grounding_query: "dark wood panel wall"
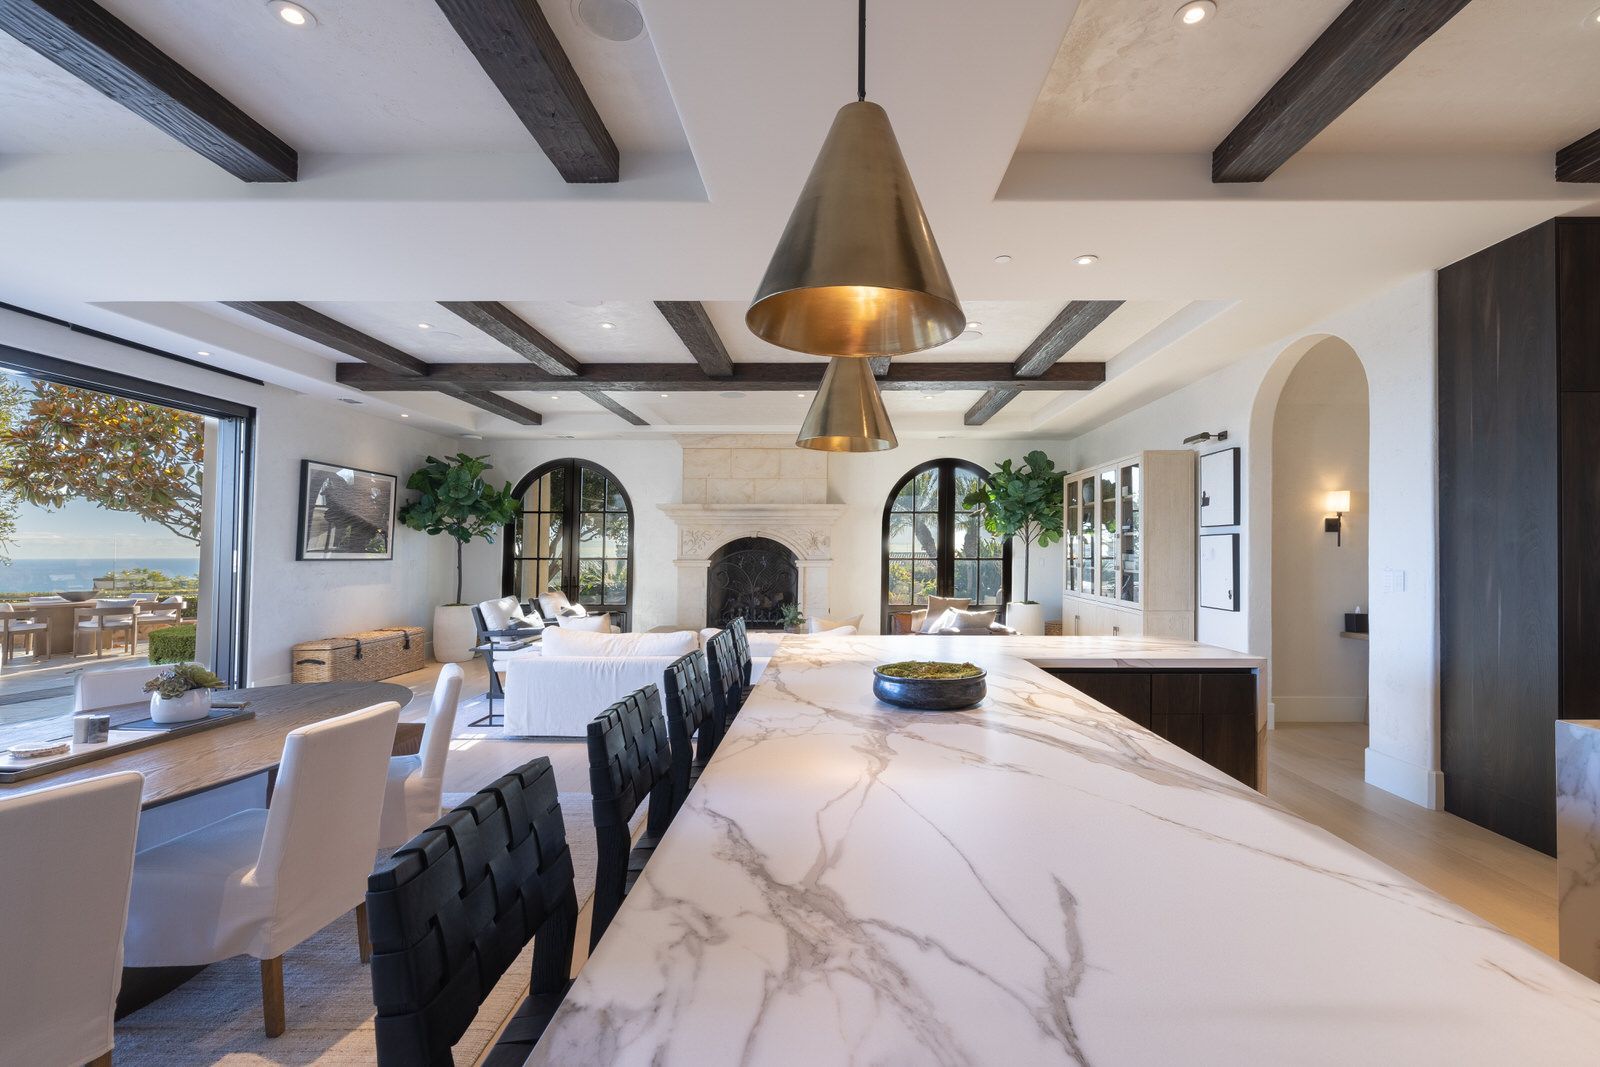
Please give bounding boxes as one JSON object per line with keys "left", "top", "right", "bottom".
{"left": 1437, "top": 218, "right": 1600, "bottom": 855}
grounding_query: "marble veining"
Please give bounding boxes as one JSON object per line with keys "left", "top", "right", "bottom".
{"left": 1559, "top": 720, "right": 1600, "bottom": 981}
{"left": 530, "top": 636, "right": 1600, "bottom": 1065}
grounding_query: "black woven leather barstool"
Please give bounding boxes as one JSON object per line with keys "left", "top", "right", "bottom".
{"left": 706, "top": 628, "right": 745, "bottom": 736}
{"left": 366, "top": 757, "right": 577, "bottom": 1067}
{"left": 728, "top": 617, "right": 757, "bottom": 697}
{"left": 662, "top": 649, "right": 718, "bottom": 810}
{"left": 585, "top": 684, "right": 674, "bottom": 950}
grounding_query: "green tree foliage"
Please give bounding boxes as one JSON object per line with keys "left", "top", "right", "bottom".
{"left": 0, "top": 380, "right": 204, "bottom": 555}
{"left": 962, "top": 450, "right": 1064, "bottom": 603}
{"left": 0, "top": 378, "right": 25, "bottom": 563}
{"left": 397, "top": 453, "right": 518, "bottom": 604}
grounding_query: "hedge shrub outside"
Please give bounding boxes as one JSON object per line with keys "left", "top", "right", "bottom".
{"left": 148, "top": 623, "right": 197, "bottom": 664}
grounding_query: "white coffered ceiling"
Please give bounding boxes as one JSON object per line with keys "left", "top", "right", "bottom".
{"left": 0, "top": 0, "right": 1597, "bottom": 439}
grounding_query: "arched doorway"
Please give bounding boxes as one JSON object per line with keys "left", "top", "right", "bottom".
{"left": 503, "top": 459, "right": 634, "bottom": 626}
{"left": 1268, "top": 337, "right": 1370, "bottom": 732}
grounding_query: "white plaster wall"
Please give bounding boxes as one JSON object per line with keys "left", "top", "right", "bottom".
{"left": 1064, "top": 274, "right": 1441, "bottom": 807}
{"left": 1269, "top": 338, "right": 1369, "bottom": 724}
{"left": 0, "top": 309, "right": 458, "bottom": 686}
{"left": 465, "top": 436, "right": 1074, "bottom": 635}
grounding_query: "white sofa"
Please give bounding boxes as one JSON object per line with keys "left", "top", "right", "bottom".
{"left": 501, "top": 628, "right": 701, "bottom": 737}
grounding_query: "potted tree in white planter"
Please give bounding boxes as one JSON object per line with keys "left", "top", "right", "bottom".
{"left": 963, "top": 450, "right": 1064, "bottom": 636}
{"left": 398, "top": 453, "right": 519, "bottom": 663}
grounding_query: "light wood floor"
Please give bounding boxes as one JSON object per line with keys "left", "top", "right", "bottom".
{"left": 1266, "top": 722, "right": 1556, "bottom": 956}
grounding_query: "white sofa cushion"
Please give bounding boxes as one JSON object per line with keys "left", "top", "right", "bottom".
{"left": 542, "top": 627, "right": 697, "bottom": 659}
{"left": 807, "top": 613, "right": 862, "bottom": 634}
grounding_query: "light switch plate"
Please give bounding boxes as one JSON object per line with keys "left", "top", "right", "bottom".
{"left": 1382, "top": 568, "right": 1406, "bottom": 594}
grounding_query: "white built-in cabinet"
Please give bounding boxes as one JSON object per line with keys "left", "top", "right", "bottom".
{"left": 1062, "top": 450, "right": 1196, "bottom": 639}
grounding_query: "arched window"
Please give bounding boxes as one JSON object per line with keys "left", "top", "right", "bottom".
{"left": 882, "top": 459, "right": 1011, "bottom": 631}
{"left": 504, "top": 460, "right": 633, "bottom": 625}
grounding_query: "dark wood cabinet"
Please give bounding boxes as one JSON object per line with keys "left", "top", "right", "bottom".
{"left": 1048, "top": 669, "right": 1258, "bottom": 788}
{"left": 1438, "top": 218, "right": 1600, "bottom": 856}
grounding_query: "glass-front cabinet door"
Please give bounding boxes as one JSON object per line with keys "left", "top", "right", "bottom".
{"left": 1079, "top": 476, "right": 1096, "bottom": 593}
{"left": 1065, "top": 480, "right": 1079, "bottom": 590}
{"left": 1119, "top": 463, "right": 1141, "bottom": 603}
{"left": 1098, "top": 470, "right": 1117, "bottom": 596}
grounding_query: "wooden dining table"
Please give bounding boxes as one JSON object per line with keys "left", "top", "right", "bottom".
{"left": 0, "top": 681, "right": 417, "bottom": 808}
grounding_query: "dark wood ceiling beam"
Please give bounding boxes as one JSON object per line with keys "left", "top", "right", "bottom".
{"left": 439, "top": 387, "right": 542, "bottom": 426}
{"left": 0, "top": 0, "right": 297, "bottom": 181}
{"left": 1558, "top": 129, "right": 1600, "bottom": 183}
{"left": 441, "top": 301, "right": 581, "bottom": 375}
{"left": 964, "top": 388, "right": 1022, "bottom": 426}
{"left": 1013, "top": 301, "right": 1123, "bottom": 378}
{"left": 1212, "top": 0, "right": 1473, "bottom": 183}
{"left": 223, "top": 302, "right": 427, "bottom": 376}
{"left": 335, "top": 360, "right": 1105, "bottom": 393}
{"left": 434, "top": 0, "right": 617, "bottom": 183}
{"left": 654, "top": 302, "right": 733, "bottom": 377}
{"left": 590, "top": 393, "right": 649, "bottom": 426}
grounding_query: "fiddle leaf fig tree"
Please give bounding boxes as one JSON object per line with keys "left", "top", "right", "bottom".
{"left": 961, "top": 449, "right": 1064, "bottom": 604}
{"left": 397, "top": 453, "right": 518, "bottom": 605}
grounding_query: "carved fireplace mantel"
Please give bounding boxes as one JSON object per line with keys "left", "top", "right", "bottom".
{"left": 659, "top": 504, "right": 847, "bottom": 628}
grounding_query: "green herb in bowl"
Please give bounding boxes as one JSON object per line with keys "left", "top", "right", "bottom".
{"left": 874, "top": 661, "right": 983, "bottom": 680}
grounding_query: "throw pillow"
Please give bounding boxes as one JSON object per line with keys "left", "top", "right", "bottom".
{"left": 813, "top": 624, "right": 857, "bottom": 636}
{"left": 942, "top": 608, "right": 997, "bottom": 634}
{"left": 807, "top": 613, "right": 863, "bottom": 633}
{"left": 920, "top": 596, "right": 971, "bottom": 632}
{"left": 560, "top": 612, "right": 611, "bottom": 633}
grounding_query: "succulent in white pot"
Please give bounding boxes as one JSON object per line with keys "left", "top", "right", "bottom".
{"left": 143, "top": 662, "right": 225, "bottom": 724}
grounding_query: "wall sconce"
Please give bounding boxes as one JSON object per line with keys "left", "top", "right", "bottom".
{"left": 1324, "top": 490, "right": 1351, "bottom": 547}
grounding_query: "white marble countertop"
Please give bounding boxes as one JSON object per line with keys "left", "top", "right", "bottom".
{"left": 530, "top": 635, "right": 1600, "bottom": 1065}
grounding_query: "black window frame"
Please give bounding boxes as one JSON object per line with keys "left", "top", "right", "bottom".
{"left": 881, "top": 458, "right": 1012, "bottom": 631}
{"left": 503, "top": 459, "right": 634, "bottom": 625}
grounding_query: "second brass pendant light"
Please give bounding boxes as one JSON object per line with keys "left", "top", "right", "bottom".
{"left": 748, "top": 0, "right": 964, "bottom": 452}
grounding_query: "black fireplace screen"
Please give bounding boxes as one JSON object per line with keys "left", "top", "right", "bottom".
{"left": 706, "top": 537, "right": 798, "bottom": 631}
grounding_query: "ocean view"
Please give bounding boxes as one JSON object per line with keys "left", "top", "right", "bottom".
{"left": 0, "top": 556, "right": 200, "bottom": 594}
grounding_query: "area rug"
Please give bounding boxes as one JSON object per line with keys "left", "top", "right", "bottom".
{"left": 112, "top": 794, "right": 598, "bottom": 1066}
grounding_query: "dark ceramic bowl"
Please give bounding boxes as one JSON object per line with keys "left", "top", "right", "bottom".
{"left": 872, "top": 666, "right": 987, "bottom": 711}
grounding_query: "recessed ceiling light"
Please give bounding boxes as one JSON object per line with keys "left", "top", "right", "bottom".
{"left": 416, "top": 322, "right": 432, "bottom": 330}
{"left": 269, "top": 1, "right": 316, "bottom": 27}
{"left": 994, "top": 254, "right": 1012, "bottom": 264}
{"left": 922, "top": 394, "right": 936, "bottom": 401}
{"left": 1590, "top": 5, "right": 1600, "bottom": 25}
{"left": 462, "top": 433, "right": 484, "bottom": 441}
{"left": 196, "top": 350, "right": 211, "bottom": 357}
{"left": 660, "top": 393, "right": 669, "bottom": 398}
{"left": 400, "top": 413, "right": 410, "bottom": 418}
{"left": 796, "top": 393, "right": 805, "bottom": 398}
{"left": 550, "top": 395, "right": 560, "bottom": 400}
{"left": 1175, "top": 1, "right": 1215, "bottom": 25}
{"left": 599, "top": 321, "right": 617, "bottom": 329}
{"left": 1075, "top": 254, "right": 1099, "bottom": 266}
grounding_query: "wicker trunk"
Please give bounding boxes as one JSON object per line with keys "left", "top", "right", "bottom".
{"left": 290, "top": 627, "right": 426, "bottom": 684}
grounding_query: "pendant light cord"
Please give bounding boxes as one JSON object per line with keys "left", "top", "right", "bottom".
{"left": 857, "top": 0, "right": 866, "bottom": 101}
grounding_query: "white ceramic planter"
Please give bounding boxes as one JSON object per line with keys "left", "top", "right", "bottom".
{"left": 433, "top": 604, "right": 477, "bottom": 663}
{"left": 150, "top": 688, "right": 211, "bottom": 724}
{"left": 1007, "top": 602, "right": 1046, "bottom": 636}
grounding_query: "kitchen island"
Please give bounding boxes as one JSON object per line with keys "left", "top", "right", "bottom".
{"left": 530, "top": 634, "right": 1600, "bottom": 1064}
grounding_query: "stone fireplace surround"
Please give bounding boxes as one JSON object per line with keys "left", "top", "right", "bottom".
{"left": 660, "top": 435, "right": 844, "bottom": 629}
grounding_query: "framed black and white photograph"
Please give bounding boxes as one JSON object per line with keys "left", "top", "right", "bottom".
{"left": 297, "top": 460, "right": 397, "bottom": 561}
{"left": 1200, "top": 533, "right": 1240, "bottom": 611}
{"left": 1199, "top": 447, "right": 1240, "bottom": 527}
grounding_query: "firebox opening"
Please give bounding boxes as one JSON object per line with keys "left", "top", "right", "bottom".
{"left": 707, "top": 536, "right": 799, "bottom": 631}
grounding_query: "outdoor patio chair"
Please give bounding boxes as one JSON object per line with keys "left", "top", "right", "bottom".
{"left": 74, "top": 602, "right": 136, "bottom": 658}
{"left": 0, "top": 603, "right": 50, "bottom": 665}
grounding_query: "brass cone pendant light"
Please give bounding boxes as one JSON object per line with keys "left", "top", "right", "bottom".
{"left": 796, "top": 356, "right": 898, "bottom": 452}
{"left": 747, "top": 1, "right": 962, "bottom": 359}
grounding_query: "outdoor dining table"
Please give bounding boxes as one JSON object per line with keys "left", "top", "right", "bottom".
{"left": 0, "top": 681, "right": 417, "bottom": 807}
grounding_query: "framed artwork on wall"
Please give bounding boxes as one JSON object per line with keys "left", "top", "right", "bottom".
{"left": 297, "top": 460, "right": 397, "bottom": 561}
{"left": 1199, "top": 447, "right": 1240, "bottom": 527}
{"left": 1200, "top": 533, "right": 1239, "bottom": 612}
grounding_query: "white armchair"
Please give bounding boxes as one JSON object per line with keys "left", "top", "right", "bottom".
{"left": 0, "top": 771, "right": 143, "bottom": 1067}
{"left": 501, "top": 628, "right": 699, "bottom": 737}
{"left": 124, "top": 701, "right": 401, "bottom": 1037}
{"left": 378, "top": 664, "right": 462, "bottom": 848}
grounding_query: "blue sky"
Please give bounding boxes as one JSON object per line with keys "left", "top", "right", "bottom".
{"left": 7, "top": 498, "right": 197, "bottom": 560}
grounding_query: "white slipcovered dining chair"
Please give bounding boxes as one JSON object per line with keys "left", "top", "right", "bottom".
{"left": 377, "top": 664, "right": 463, "bottom": 848}
{"left": 75, "top": 662, "right": 172, "bottom": 713}
{"left": 0, "top": 771, "right": 143, "bottom": 1067}
{"left": 0, "top": 602, "right": 50, "bottom": 664}
{"left": 123, "top": 701, "right": 401, "bottom": 1037}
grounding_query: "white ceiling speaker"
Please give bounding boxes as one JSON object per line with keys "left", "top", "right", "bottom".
{"left": 573, "top": 0, "right": 644, "bottom": 42}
